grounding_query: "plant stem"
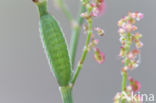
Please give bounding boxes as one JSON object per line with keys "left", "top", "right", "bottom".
{"left": 121, "top": 72, "right": 127, "bottom": 91}
{"left": 121, "top": 71, "right": 127, "bottom": 103}
{"left": 121, "top": 58, "right": 128, "bottom": 103}
{"left": 70, "top": 4, "right": 85, "bottom": 69}
{"left": 59, "top": 86, "right": 74, "bottom": 103}
{"left": 121, "top": 33, "right": 131, "bottom": 103}
{"left": 71, "top": 18, "right": 92, "bottom": 85}
{"left": 57, "top": 0, "right": 73, "bottom": 21}
{"left": 57, "top": 0, "right": 85, "bottom": 68}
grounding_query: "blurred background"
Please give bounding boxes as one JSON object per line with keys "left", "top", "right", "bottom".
{"left": 0, "top": 0, "right": 156, "bottom": 103}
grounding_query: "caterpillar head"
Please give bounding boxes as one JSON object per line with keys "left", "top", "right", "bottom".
{"left": 32, "top": 0, "right": 46, "bottom": 3}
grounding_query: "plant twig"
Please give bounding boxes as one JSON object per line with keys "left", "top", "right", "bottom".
{"left": 59, "top": 86, "right": 74, "bottom": 103}
{"left": 70, "top": 4, "right": 85, "bottom": 68}
{"left": 71, "top": 18, "right": 92, "bottom": 85}
{"left": 57, "top": 0, "right": 73, "bottom": 21}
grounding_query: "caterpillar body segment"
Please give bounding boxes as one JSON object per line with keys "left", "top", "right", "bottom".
{"left": 33, "top": 0, "right": 72, "bottom": 86}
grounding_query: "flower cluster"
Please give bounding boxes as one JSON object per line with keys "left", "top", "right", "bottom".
{"left": 81, "top": 0, "right": 105, "bottom": 64}
{"left": 81, "top": 0, "right": 105, "bottom": 18}
{"left": 114, "top": 76, "right": 141, "bottom": 103}
{"left": 114, "top": 86, "right": 142, "bottom": 103}
{"left": 118, "top": 12, "right": 144, "bottom": 71}
{"left": 114, "top": 12, "right": 144, "bottom": 103}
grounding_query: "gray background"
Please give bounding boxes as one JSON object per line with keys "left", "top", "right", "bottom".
{"left": 0, "top": 0, "right": 155, "bottom": 103}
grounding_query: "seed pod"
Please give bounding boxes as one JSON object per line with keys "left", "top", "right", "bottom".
{"left": 33, "top": 0, "right": 72, "bottom": 86}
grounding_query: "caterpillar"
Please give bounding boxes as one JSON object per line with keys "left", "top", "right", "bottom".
{"left": 33, "top": 0, "right": 72, "bottom": 86}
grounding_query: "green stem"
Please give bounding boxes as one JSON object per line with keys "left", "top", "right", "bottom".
{"left": 59, "top": 86, "right": 74, "bottom": 103}
{"left": 70, "top": 5, "right": 85, "bottom": 69}
{"left": 121, "top": 71, "right": 127, "bottom": 103}
{"left": 121, "top": 72, "right": 127, "bottom": 91}
{"left": 57, "top": 0, "right": 73, "bottom": 21}
{"left": 121, "top": 33, "right": 131, "bottom": 103}
{"left": 71, "top": 18, "right": 92, "bottom": 85}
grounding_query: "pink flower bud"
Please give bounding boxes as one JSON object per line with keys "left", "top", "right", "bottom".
{"left": 136, "top": 41, "right": 143, "bottom": 48}
{"left": 118, "top": 28, "right": 125, "bottom": 34}
{"left": 118, "top": 20, "right": 124, "bottom": 27}
{"left": 135, "top": 33, "right": 142, "bottom": 39}
{"left": 136, "top": 13, "right": 144, "bottom": 21}
{"left": 132, "top": 49, "right": 140, "bottom": 56}
{"left": 119, "top": 47, "right": 125, "bottom": 57}
{"left": 95, "top": 27, "right": 104, "bottom": 36}
{"left": 129, "top": 12, "right": 137, "bottom": 19}
{"left": 128, "top": 52, "right": 134, "bottom": 59}
{"left": 128, "top": 77, "right": 141, "bottom": 92}
{"left": 128, "top": 49, "right": 140, "bottom": 60}
{"left": 92, "top": 0, "right": 105, "bottom": 17}
{"left": 94, "top": 48, "right": 105, "bottom": 64}
{"left": 81, "top": 12, "right": 90, "bottom": 19}
{"left": 121, "top": 66, "right": 128, "bottom": 72}
{"left": 93, "top": 39, "right": 99, "bottom": 44}
{"left": 114, "top": 92, "right": 122, "bottom": 103}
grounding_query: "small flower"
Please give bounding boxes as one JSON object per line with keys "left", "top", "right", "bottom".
{"left": 83, "top": 24, "right": 88, "bottom": 32}
{"left": 95, "top": 27, "right": 104, "bottom": 36}
{"left": 94, "top": 48, "right": 105, "bottom": 64}
{"left": 114, "top": 92, "right": 122, "bottom": 103}
{"left": 123, "top": 24, "right": 138, "bottom": 32}
{"left": 136, "top": 13, "right": 144, "bottom": 21}
{"left": 128, "top": 77, "right": 141, "bottom": 92}
{"left": 118, "top": 20, "right": 124, "bottom": 27}
{"left": 121, "top": 66, "right": 128, "bottom": 72}
{"left": 132, "top": 49, "right": 140, "bottom": 56}
{"left": 128, "top": 49, "right": 140, "bottom": 60}
{"left": 119, "top": 36, "right": 126, "bottom": 45}
{"left": 135, "top": 33, "right": 142, "bottom": 40}
{"left": 92, "top": 7, "right": 99, "bottom": 17}
{"left": 129, "top": 12, "right": 137, "bottom": 19}
{"left": 81, "top": 12, "right": 90, "bottom": 19}
{"left": 91, "top": 0, "right": 105, "bottom": 17}
{"left": 128, "top": 60, "right": 137, "bottom": 69}
{"left": 134, "top": 94, "right": 142, "bottom": 103}
{"left": 136, "top": 41, "right": 143, "bottom": 48}
{"left": 118, "top": 28, "right": 125, "bottom": 34}
{"left": 129, "top": 12, "right": 144, "bottom": 21}
{"left": 88, "top": 38, "right": 99, "bottom": 51}
{"left": 128, "top": 52, "right": 134, "bottom": 59}
{"left": 93, "top": 39, "right": 99, "bottom": 44}
{"left": 119, "top": 47, "right": 126, "bottom": 57}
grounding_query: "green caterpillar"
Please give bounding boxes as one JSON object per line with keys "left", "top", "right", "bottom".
{"left": 33, "top": 0, "right": 72, "bottom": 86}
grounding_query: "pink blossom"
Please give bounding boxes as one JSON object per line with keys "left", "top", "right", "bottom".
{"left": 128, "top": 77, "right": 141, "bottom": 92}
{"left": 129, "top": 12, "right": 137, "bottom": 19}
{"left": 128, "top": 52, "right": 134, "bottom": 59}
{"left": 94, "top": 48, "right": 105, "bottom": 64}
{"left": 136, "top": 13, "right": 144, "bottom": 21}
{"left": 118, "top": 28, "right": 125, "bottom": 34}
{"left": 128, "top": 49, "right": 140, "bottom": 60}
{"left": 135, "top": 33, "right": 142, "bottom": 39}
{"left": 122, "top": 23, "right": 138, "bottom": 32}
{"left": 93, "top": 39, "right": 99, "bottom": 44}
{"left": 121, "top": 66, "right": 128, "bottom": 72}
{"left": 136, "top": 41, "right": 143, "bottom": 48}
{"left": 132, "top": 49, "right": 140, "bottom": 56}
{"left": 114, "top": 92, "right": 122, "bottom": 103}
{"left": 80, "top": 12, "right": 90, "bottom": 19}
{"left": 95, "top": 27, "right": 104, "bottom": 36}
{"left": 92, "top": 0, "right": 105, "bottom": 17}
{"left": 119, "top": 47, "right": 125, "bottom": 57}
